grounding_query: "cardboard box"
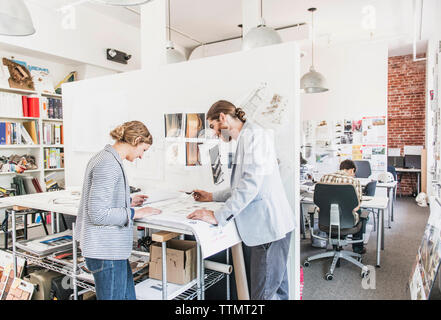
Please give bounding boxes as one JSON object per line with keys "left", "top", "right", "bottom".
{"left": 149, "top": 240, "right": 197, "bottom": 285}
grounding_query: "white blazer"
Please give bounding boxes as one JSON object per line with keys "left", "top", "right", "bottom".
{"left": 213, "top": 121, "right": 295, "bottom": 246}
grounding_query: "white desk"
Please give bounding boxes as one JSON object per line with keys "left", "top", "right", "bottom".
{"left": 300, "top": 194, "right": 388, "bottom": 267}
{"left": 1, "top": 191, "right": 247, "bottom": 301}
{"left": 395, "top": 168, "right": 422, "bottom": 195}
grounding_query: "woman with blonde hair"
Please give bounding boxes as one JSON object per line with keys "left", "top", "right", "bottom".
{"left": 76, "top": 120, "right": 161, "bottom": 300}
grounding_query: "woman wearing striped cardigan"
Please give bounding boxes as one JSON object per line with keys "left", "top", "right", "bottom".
{"left": 76, "top": 121, "right": 161, "bottom": 300}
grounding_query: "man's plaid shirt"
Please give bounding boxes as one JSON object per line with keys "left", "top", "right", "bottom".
{"left": 319, "top": 170, "right": 362, "bottom": 224}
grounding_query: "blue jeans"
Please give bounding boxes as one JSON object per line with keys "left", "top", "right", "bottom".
{"left": 85, "top": 258, "right": 136, "bottom": 300}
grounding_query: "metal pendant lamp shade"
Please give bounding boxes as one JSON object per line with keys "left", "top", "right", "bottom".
{"left": 91, "top": 0, "right": 153, "bottom": 6}
{"left": 0, "top": 0, "right": 35, "bottom": 36}
{"left": 165, "top": 0, "right": 186, "bottom": 64}
{"left": 301, "top": 8, "right": 328, "bottom": 94}
{"left": 166, "top": 41, "right": 186, "bottom": 64}
{"left": 242, "top": 0, "right": 282, "bottom": 51}
{"left": 301, "top": 66, "right": 328, "bottom": 93}
{"left": 242, "top": 19, "right": 282, "bottom": 51}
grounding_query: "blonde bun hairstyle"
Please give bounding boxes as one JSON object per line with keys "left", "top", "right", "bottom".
{"left": 110, "top": 121, "right": 153, "bottom": 146}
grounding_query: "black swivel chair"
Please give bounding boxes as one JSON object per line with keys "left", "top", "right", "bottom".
{"left": 304, "top": 183, "right": 370, "bottom": 280}
{"left": 354, "top": 160, "right": 372, "bottom": 178}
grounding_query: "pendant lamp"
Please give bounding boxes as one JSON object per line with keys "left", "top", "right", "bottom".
{"left": 165, "top": 0, "right": 186, "bottom": 64}
{"left": 91, "top": 0, "right": 153, "bottom": 6}
{"left": 242, "top": 0, "right": 282, "bottom": 51}
{"left": 300, "top": 8, "right": 328, "bottom": 94}
{"left": 0, "top": 0, "right": 35, "bottom": 36}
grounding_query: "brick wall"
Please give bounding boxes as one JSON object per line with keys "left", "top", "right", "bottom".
{"left": 388, "top": 54, "right": 426, "bottom": 196}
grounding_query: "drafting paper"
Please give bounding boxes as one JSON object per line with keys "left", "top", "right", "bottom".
{"left": 137, "top": 195, "right": 241, "bottom": 259}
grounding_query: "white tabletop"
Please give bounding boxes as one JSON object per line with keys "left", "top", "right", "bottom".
{"left": 0, "top": 190, "right": 80, "bottom": 216}
{"left": 395, "top": 168, "right": 421, "bottom": 173}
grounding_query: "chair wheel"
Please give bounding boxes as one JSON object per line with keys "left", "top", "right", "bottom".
{"left": 325, "top": 273, "right": 333, "bottom": 281}
{"left": 357, "top": 257, "right": 363, "bottom": 263}
{"left": 361, "top": 270, "right": 370, "bottom": 279}
{"left": 303, "top": 260, "right": 310, "bottom": 267}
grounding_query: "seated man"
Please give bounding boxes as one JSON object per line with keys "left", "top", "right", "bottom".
{"left": 320, "top": 159, "right": 367, "bottom": 254}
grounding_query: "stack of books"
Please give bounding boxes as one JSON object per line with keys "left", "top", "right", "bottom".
{"left": 44, "top": 147, "right": 64, "bottom": 169}
{"left": 42, "top": 123, "right": 63, "bottom": 145}
{"left": 0, "top": 93, "right": 39, "bottom": 118}
{"left": 0, "top": 120, "right": 38, "bottom": 145}
{"left": 41, "top": 97, "right": 63, "bottom": 119}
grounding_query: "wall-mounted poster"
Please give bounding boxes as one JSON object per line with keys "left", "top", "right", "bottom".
{"left": 164, "top": 113, "right": 183, "bottom": 138}
{"left": 362, "top": 116, "right": 387, "bottom": 144}
{"left": 185, "top": 113, "right": 205, "bottom": 138}
{"left": 186, "top": 142, "right": 201, "bottom": 166}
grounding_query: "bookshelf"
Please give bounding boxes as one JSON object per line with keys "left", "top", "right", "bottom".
{"left": 0, "top": 87, "right": 65, "bottom": 193}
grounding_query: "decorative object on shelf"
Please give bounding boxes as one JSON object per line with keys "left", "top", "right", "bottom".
{"left": 300, "top": 8, "right": 329, "bottom": 94}
{"left": 30, "top": 67, "right": 55, "bottom": 94}
{"left": 0, "top": 154, "right": 37, "bottom": 173}
{"left": 54, "top": 71, "right": 77, "bottom": 95}
{"left": 2, "top": 58, "right": 35, "bottom": 91}
{"left": 242, "top": 0, "right": 282, "bottom": 51}
{"left": 166, "top": 0, "right": 186, "bottom": 64}
{"left": 106, "top": 48, "right": 132, "bottom": 65}
{"left": 91, "top": 0, "right": 153, "bottom": 6}
{"left": 0, "top": 0, "right": 35, "bottom": 36}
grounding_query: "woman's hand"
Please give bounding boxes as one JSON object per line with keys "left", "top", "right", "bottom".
{"left": 134, "top": 207, "right": 161, "bottom": 220}
{"left": 192, "top": 190, "right": 213, "bottom": 202}
{"left": 131, "top": 194, "right": 148, "bottom": 207}
{"left": 187, "top": 209, "right": 218, "bottom": 225}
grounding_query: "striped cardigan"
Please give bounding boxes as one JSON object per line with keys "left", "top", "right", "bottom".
{"left": 75, "top": 145, "right": 134, "bottom": 260}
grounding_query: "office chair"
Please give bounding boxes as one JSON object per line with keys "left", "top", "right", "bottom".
{"left": 387, "top": 165, "right": 400, "bottom": 198}
{"left": 363, "top": 180, "right": 377, "bottom": 232}
{"left": 354, "top": 160, "right": 372, "bottom": 178}
{"left": 303, "top": 183, "right": 370, "bottom": 280}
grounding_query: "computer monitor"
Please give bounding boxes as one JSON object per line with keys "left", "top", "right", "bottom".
{"left": 388, "top": 156, "right": 404, "bottom": 168}
{"left": 404, "top": 155, "right": 421, "bottom": 169}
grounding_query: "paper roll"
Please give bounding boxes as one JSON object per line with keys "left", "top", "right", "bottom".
{"left": 232, "top": 243, "right": 250, "bottom": 300}
{"left": 204, "top": 260, "right": 233, "bottom": 275}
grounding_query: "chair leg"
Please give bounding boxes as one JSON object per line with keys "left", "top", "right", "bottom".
{"left": 329, "top": 254, "right": 340, "bottom": 275}
{"left": 306, "top": 251, "right": 335, "bottom": 262}
{"left": 340, "top": 253, "right": 368, "bottom": 271}
{"left": 372, "top": 210, "right": 377, "bottom": 232}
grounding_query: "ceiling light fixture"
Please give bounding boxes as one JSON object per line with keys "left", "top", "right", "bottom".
{"left": 165, "top": 0, "right": 186, "bottom": 64}
{"left": 91, "top": 0, "right": 153, "bottom": 6}
{"left": 242, "top": 0, "right": 282, "bottom": 51}
{"left": 0, "top": 0, "right": 35, "bottom": 36}
{"left": 300, "top": 8, "right": 329, "bottom": 94}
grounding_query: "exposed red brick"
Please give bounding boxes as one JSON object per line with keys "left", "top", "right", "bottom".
{"left": 388, "top": 54, "right": 426, "bottom": 196}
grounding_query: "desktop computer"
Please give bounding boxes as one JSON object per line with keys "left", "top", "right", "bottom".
{"left": 388, "top": 156, "right": 404, "bottom": 168}
{"left": 404, "top": 155, "right": 421, "bottom": 169}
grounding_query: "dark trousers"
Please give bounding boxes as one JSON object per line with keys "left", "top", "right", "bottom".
{"left": 352, "top": 217, "right": 368, "bottom": 253}
{"left": 249, "top": 232, "right": 292, "bottom": 300}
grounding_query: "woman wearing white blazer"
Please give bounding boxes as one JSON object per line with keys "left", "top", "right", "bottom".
{"left": 187, "top": 100, "right": 295, "bottom": 300}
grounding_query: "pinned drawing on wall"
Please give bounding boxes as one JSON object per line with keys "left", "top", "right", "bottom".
{"left": 209, "top": 144, "right": 224, "bottom": 185}
{"left": 237, "top": 82, "right": 289, "bottom": 129}
{"left": 164, "top": 113, "right": 183, "bottom": 138}
{"left": 185, "top": 113, "right": 205, "bottom": 139}
{"left": 186, "top": 142, "right": 201, "bottom": 166}
{"left": 362, "top": 116, "right": 386, "bottom": 144}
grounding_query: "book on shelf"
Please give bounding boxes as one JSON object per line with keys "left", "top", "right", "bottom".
{"left": 0, "top": 91, "right": 23, "bottom": 118}
{"left": 47, "top": 97, "right": 63, "bottom": 120}
{"left": 0, "top": 121, "right": 38, "bottom": 145}
{"left": 43, "top": 123, "right": 63, "bottom": 145}
{"left": 44, "top": 147, "right": 64, "bottom": 169}
{"left": 22, "top": 120, "right": 39, "bottom": 144}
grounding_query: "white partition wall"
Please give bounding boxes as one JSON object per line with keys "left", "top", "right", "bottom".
{"left": 62, "top": 42, "right": 301, "bottom": 299}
